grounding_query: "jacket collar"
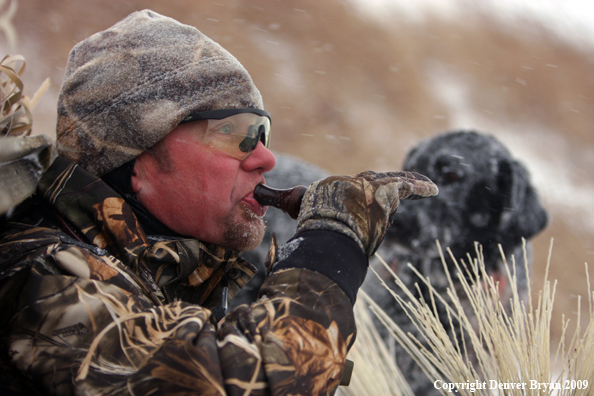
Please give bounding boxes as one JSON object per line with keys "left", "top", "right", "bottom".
{"left": 37, "top": 156, "right": 256, "bottom": 307}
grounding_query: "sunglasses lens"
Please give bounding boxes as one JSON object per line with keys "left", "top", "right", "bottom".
{"left": 204, "top": 113, "right": 270, "bottom": 160}
{"left": 239, "top": 125, "right": 260, "bottom": 153}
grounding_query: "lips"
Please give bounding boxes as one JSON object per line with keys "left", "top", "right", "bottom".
{"left": 242, "top": 192, "right": 268, "bottom": 217}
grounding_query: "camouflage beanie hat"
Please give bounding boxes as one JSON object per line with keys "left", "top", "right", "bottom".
{"left": 57, "top": 9, "right": 264, "bottom": 176}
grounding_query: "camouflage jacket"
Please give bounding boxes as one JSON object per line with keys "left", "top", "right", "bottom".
{"left": 0, "top": 156, "right": 363, "bottom": 395}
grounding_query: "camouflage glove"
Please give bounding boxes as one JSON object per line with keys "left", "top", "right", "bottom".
{"left": 297, "top": 171, "right": 438, "bottom": 257}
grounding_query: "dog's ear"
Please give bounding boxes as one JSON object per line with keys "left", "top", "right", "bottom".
{"left": 497, "top": 158, "right": 549, "bottom": 240}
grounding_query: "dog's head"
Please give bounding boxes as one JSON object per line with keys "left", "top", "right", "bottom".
{"left": 379, "top": 130, "right": 548, "bottom": 277}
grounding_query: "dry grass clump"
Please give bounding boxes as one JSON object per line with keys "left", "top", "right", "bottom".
{"left": 0, "top": 0, "right": 49, "bottom": 138}
{"left": 0, "top": 54, "right": 48, "bottom": 137}
{"left": 0, "top": 1, "right": 53, "bottom": 215}
{"left": 0, "top": 53, "right": 51, "bottom": 215}
{"left": 340, "top": 240, "right": 594, "bottom": 396}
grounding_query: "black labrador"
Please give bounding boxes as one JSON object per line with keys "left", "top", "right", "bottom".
{"left": 370, "top": 130, "right": 548, "bottom": 300}
{"left": 365, "top": 130, "right": 549, "bottom": 395}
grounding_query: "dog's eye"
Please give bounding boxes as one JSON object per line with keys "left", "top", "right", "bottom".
{"left": 444, "top": 171, "right": 463, "bottom": 182}
{"left": 437, "top": 167, "right": 465, "bottom": 184}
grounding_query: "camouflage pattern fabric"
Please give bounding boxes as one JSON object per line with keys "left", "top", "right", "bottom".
{"left": 0, "top": 156, "right": 356, "bottom": 395}
{"left": 297, "top": 170, "right": 439, "bottom": 257}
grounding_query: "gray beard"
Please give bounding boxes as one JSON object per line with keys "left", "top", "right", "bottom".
{"left": 221, "top": 205, "right": 266, "bottom": 252}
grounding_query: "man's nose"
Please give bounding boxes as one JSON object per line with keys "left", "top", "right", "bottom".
{"left": 241, "top": 141, "right": 276, "bottom": 173}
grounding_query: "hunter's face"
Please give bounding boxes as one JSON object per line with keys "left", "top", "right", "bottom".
{"left": 131, "top": 120, "right": 276, "bottom": 251}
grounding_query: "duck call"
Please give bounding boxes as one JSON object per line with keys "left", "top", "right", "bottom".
{"left": 253, "top": 183, "right": 307, "bottom": 220}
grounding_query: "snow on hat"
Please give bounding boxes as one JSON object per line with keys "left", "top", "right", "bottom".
{"left": 56, "top": 9, "right": 264, "bottom": 176}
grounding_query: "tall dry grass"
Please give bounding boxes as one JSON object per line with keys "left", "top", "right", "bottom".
{"left": 340, "top": 241, "right": 594, "bottom": 396}
{"left": 0, "top": 0, "right": 52, "bottom": 215}
{"left": 0, "top": 54, "right": 47, "bottom": 137}
{"left": 0, "top": 0, "right": 48, "bottom": 137}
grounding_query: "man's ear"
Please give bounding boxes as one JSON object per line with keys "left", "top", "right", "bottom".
{"left": 131, "top": 159, "right": 143, "bottom": 193}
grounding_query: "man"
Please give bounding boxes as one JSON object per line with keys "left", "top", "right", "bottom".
{"left": 0, "top": 10, "right": 437, "bottom": 395}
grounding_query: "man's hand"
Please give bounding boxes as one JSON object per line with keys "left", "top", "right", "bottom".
{"left": 297, "top": 171, "right": 438, "bottom": 257}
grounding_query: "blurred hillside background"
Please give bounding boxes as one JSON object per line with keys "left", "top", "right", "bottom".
{"left": 5, "top": 0, "right": 594, "bottom": 349}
